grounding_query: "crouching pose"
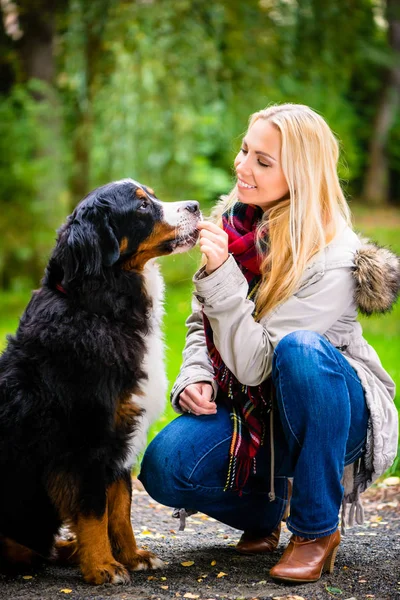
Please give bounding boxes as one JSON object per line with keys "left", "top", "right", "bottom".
{"left": 140, "top": 103, "right": 399, "bottom": 584}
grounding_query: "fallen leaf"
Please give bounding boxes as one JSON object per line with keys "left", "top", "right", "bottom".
{"left": 181, "top": 561, "right": 195, "bottom": 567}
{"left": 383, "top": 476, "right": 400, "bottom": 486}
{"left": 22, "top": 575, "right": 33, "bottom": 580}
{"left": 161, "top": 585, "right": 169, "bottom": 590}
{"left": 60, "top": 591, "right": 73, "bottom": 595}
{"left": 140, "top": 529, "right": 152, "bottom": 535}
{"left": 326, "top": 586, "right": 343, "bottom": 594}
{"left": 147, "top": 576, "right": 156, "bottom": 580}
{"left": 197, "top": 578, "right": 203, "bottom": 582}
{"left": 216, "top": 571, "right": 227, "bottom": 578}
{"left": 161, "top": 576, "right": 167, "bottom": 581}
{"left": 183, "top": 594, "right": 200, "bottom": 599}
{"left": 257, "top": 580, "right": 267, "bottom": 584}
{"left": 210, "top": 560, "right": 217, "bottom": 566}
{"left": 359, "top": 579, "right": 367, "bottom": 583}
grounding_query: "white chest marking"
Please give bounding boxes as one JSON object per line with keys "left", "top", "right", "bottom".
{"left": 123, "top": 260, "right": 167, "bottom": 469}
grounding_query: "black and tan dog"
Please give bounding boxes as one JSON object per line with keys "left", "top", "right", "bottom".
{"left": 0, "top": 179, "right": 200, "bottom": 584}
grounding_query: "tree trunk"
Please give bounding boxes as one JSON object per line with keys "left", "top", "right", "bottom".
{"left": 363, "top": 0, "right": 400, "bottom": 206}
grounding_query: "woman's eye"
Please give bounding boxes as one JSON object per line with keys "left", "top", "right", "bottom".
{"left": 258, "top": 161, "right": 270, "bottom": 168}
{"left": 240, "top": 147, "right": 248, "bottom": 154}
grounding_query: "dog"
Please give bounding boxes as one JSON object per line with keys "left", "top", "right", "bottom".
{"left": 0, "top": 179, "right": 200, "bottom": 584}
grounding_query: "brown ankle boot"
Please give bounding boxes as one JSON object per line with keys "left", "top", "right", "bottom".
{"left": 269, "top": 529, "right": 341, "bottom": 583}
{"left": 235, "top": 523, "right": 281, "bottom": 554}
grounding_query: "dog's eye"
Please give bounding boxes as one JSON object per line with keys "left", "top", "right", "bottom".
{"left": 137, "top": 201, "right": 149, "bottom": 211}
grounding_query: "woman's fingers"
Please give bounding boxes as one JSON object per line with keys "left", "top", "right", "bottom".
{"left": 197, "top": 222, "right": 228, "bottom": 274}
{"left": 179, "top": 383, "right": 217, "bottom": 415}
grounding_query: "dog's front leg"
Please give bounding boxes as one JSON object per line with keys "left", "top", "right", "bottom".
{"left": 107, "top": 472, "right": 163, "bottom": 571}
{"left": 75, "top": 504, "right": 130, "bottom": 585}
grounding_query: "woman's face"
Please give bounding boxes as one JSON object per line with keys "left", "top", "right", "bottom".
{"left": 234, "top": 119, "right": 289, "bottom": 211}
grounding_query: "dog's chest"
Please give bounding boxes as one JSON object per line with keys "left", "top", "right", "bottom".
{"left": 122, "top": 261, "right": 167, "bottom": 469}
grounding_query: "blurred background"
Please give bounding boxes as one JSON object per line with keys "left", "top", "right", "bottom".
{"left": 0, "top": 0, "right": 399, "bottom": 472}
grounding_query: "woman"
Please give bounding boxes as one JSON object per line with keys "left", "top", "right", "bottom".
{"left": 139, "top": 103, "right": 399, "bottom": 583}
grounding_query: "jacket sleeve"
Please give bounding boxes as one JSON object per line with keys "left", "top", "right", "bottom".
{"left": 193, "top": 254, "right": 356, "bottom": 387}
{"left": 170, "top": 295, "right": 218, "bottom": 413}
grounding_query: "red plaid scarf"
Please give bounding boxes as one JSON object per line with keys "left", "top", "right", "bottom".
{"left": 203, "top": 202, "right": 273, "bottom": 493}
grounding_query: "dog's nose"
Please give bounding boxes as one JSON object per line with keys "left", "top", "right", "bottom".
{"left": 184, "top": 201, "right": 200, "bottom": 214}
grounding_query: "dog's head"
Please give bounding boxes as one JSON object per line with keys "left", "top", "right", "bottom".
{"left": 57, "top": 179, "right": 201, "bottom": 286}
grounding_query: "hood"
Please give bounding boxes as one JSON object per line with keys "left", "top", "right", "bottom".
{"left": 353, "top": 238, "right": 400, "bottom": 315}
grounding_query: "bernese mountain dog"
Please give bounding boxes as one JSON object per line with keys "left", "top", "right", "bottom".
{"left": 0, "top": 179, "right": 200, "bottom": 584}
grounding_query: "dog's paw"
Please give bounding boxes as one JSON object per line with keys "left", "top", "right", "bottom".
{"left": 128, "top": 549, "right": 164, "bottom": 571}
{"left": 82, "top": 561, "right": 131, "bottom": 585}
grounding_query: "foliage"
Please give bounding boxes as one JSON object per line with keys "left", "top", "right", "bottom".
{"left": 0, "top": 82, "right": 67, "bottom": 289}
{"left": 0, "top": 0, "right": 398, "bottom": 288}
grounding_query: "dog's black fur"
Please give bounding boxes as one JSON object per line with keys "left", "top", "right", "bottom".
{"left": 0, "top": 179, "right": 199, "bottom": 583}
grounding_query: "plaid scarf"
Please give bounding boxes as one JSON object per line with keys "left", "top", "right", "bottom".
{"left": 203, "top": 202, "right": 273, "bottom": 493}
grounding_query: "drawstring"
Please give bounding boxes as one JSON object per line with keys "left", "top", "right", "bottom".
{"left": 268, "top": 408, "right": 276, "bottom": 502}
{"left": 171, "top": 508, "right": 198, "bottom": 531}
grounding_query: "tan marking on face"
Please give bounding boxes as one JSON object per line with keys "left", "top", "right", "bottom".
{"left": 136, "top": 188, "right": 147, "bottom": 199}
{"left": 122, "top": 221, "right": 176, "bottom": 271}
{"left": 146, "top": 187, "right": 155, "bottom": 196}
{"left": 119, "top": 237, "right": 129, "bottom": 253}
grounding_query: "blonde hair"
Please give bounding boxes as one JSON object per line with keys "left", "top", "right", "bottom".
{"left": 209, "top": 103, "right": 352, "bottom": 319}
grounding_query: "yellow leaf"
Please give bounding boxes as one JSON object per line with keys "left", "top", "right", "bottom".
{"left": 161, "top": 585, "right": 169, "bottom": 590}
{"left": 183, "top": 594, "right": 200, "bottom": 599}
{"left": 210, "top": 560, "right": 217, "bottom": 566}
{"left": 181, "top": 561, "right": 195, "bottom": 567}
{"left": 383, "top": 476, "right": 400, "bottom": 486}
{"left": 60, "top": 590, "right": 73, "bottom": 594}
{"left": 161, "top": 576, "right": 167, "bottom": 580}
{"left": 22, "top": 576, "right": 33, "bottom": 580}
{"left": 216, "top": 571, "right": 227, "bottom": 578}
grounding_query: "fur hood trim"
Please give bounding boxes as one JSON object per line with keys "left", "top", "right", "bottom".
{"left": 353, "top": 238, "right": 400, "bottom": 315}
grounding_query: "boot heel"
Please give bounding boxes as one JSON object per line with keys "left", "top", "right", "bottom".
{"left": 323, "top": 545, "right": 339, "bottom": 574}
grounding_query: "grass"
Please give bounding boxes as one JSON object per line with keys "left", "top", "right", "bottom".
{"left": 0, "top": 205, "right": 399, "bottom": 474}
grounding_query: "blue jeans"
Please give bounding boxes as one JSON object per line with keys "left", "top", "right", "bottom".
{"left": 139, "top": 331, "right": 369, "bottom": 539}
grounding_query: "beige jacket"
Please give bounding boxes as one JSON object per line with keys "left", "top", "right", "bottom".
{"left": 171, "top": 224, "right": 399, "bottom": 520}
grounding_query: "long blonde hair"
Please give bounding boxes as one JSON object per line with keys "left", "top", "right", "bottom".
{"left": 209, "top": 103, "right": 352, "bottom": 320}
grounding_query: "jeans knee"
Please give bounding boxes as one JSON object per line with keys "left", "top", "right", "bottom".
{"left": 273, "top": 330, "right": 327, "bottom": 379}
{"left": 139, "top": 435, "right": 181, "bottom": 504}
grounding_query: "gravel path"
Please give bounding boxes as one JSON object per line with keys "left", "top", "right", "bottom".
{"left": 0, "top": 480, "right": 399, "bottom": 600}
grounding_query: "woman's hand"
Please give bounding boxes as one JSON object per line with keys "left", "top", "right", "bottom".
{"left": 179, "top": 382, "right": 217, "bottom": 416}
{"left": 198, "top": 221, "right": 229, "bottom": 274}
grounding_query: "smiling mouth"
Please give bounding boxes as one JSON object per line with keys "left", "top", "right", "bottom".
{"left": 237, "top": 178, "right": 257, "bottom": 189}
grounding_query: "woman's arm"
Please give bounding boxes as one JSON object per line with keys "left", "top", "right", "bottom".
{"left": 170, "top": 296, "right": 218, "bottom": 412}
{"left": 194, "top": 254, "right": 356, "bottom": 387}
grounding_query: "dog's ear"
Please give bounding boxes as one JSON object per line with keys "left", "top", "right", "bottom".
{"left": 62, "top": 207, "right": 120, "bottom": 285}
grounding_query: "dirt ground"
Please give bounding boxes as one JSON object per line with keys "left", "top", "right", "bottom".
{"left": 0, "top": 479, "right": 399, "bottom": 600}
